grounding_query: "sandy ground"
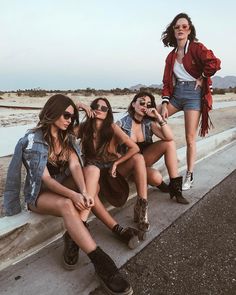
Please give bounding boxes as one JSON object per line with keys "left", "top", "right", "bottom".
{"left": 1, "top": 92, "right": 236, "bottom": 127}
{"left": 1, "top": 92, "right": 236, "bottom": 216}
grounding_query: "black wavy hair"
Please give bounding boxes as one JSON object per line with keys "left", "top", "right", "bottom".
{"left": 80, "top": 97, "right": 114, "bottom": 159}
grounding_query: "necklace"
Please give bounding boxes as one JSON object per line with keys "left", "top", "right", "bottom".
{"left": 133, "top": 116, "right": 142, "bottom": 124}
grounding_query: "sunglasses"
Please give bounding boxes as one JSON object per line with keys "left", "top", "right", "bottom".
{"left": 92, "top": 103, "right": 109, "bottom": 112}
{"left": 173, "top": 24, "right": 189, "bottom": 30}
{"left": 139, "top": 101, "right": 152, "bottom": 108}
{"left": 63, "top": 111, "right": 75, "bottom": 120}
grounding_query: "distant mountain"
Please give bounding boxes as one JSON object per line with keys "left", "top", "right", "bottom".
{"left": 212, "top": 76, "right": 236, "bottom": 88}
{"left": 130, "top": 76, "right": 236, "bottom": 90}
{"left": 149, "top": 84, "right": 163, "bottom": 89}
{"left": 129, "top": 83, "right": 162, "bottom": 91}
{"left": 129, "top": 84, "right": 147, "bottom": 91}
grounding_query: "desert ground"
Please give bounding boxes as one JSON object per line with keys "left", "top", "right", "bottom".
{"left": 1, "top": 92, "right": 236, "bottom": 216}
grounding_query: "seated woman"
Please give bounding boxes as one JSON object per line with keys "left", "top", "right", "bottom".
{"left": 3, "top": 94, "right": 133, "bottom": 295}
{"left": 76, "top": 97, "right": 150, "bottom": 233}
{"left": 116, "top": 91, "right": 189, "bottom": 205}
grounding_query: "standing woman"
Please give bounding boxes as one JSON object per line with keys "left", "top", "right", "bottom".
{"left": 77, "top": 97, "right": 150, "bottom": 232}
{"left": 4, "top": 94, "right": 133, "bottom": 295}
{"left": 160, "top": 13, "right": 221, "bottom": 190}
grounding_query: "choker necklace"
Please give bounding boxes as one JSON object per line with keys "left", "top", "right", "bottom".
{"left": 133, "top": 116, "right": 142, "bottom": 124}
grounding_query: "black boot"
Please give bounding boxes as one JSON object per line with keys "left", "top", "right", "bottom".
{"left": 169, "top": 176, "right": 189, "bottom": 205}
{"left": 62, "top": 231, "right": 79, "bottom": 270}
{"left": 88, "top": 247, "right": 133, "bottom": 295}
{"left": 112, "top": 224, "right": 147, "bottom": 249}
{"left": 156, "top": 180, "right": 170, "bottom": 193}
{"left": 62, "top": 221, "right": 89, "bottom": 270}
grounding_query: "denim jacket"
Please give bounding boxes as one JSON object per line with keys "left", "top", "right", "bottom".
{"left": 3, "top": 128, "right": 83, "bottom": 216}
{"left": 116, "top": 114, "right": 153, "bottom": 153}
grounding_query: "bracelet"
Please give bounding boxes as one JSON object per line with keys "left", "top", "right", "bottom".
{"left": 159, "top": 120, "right": 167, "bottom": 127}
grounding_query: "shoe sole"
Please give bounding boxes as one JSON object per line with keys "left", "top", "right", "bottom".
{"left": 97, "top": 274, "right": 134, "bottom": 295}
{"left": 62, "top": 256, "right": 78, "bottom": 270}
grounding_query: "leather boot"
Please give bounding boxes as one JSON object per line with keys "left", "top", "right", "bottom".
{"left": 156, "top": 180, "right": 170, "bottom": 193}
{"left": 62, "top": 231, "right": 79, "bottom": 270}
{"left": 134, "top": 198, "right": 150, "bottom": 232}
{"left": 169, "top": 176, "right": 189, "bottom": 204}
{"left": 62, "top": 221, "right": 89, "bottom": 270}
{"left": 88, "top": 246, "right": 133, "bottom": 295}
{"left": 112, "top": 224, "right": 147, "bottom": 249}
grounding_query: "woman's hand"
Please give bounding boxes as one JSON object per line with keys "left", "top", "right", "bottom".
{"left": 145, "top": 107, "right": 163, "bottom": 122}
{"left": 161, "top": 104, "right": 169, "bottom": 120}
{"left": 71, "top": 192, "right": 89, "bottom": 211}
{"left": 195, "top": 77, "right": 203, "bottom": 90}
{"left": 76, "top": 102, "right": 95, "bottom": 118}
{"left": 110, "top": 162, "right": 117, "bottom": 178}
{"left": 81, "top": 192, "right": 94, "bottom": 208}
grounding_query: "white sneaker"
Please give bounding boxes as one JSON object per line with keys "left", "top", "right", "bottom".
{"left": 182, "top": 171, "right": 194, "bottom": 191}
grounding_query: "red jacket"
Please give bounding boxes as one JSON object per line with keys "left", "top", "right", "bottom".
{"left": 162, "top": 40, "right": 221, "bottom": 136}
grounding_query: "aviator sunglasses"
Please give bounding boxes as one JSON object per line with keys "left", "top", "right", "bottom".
{"left": 138, "top": 100, "right": 152, "bottom": 108}
{"left": 63, "top": 111, "right": 75, "bottom": 120}
{"left": 173, "top": 24, "right": 189, "bottom": 30}
{"left": 92, "top": 103, "right": 109, "bottom": 112}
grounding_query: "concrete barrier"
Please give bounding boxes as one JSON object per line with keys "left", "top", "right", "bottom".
{"left": 0, "top": 127, "right": 236, "bottom": 271}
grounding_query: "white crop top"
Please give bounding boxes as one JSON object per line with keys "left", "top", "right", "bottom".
{"left": 173, "top": 60, "right": 196, "bottom": 81}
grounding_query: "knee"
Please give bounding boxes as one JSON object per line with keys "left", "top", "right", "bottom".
{"left": 84, "top": 165, "right": 100, "bottom": 178}
{"left": 61, "top": 198, "right": 77, "bottom": 217}
{"left": 165, "top": 139, "right": 176, "bottom": 150}
{"left": 132, "top": 153, "right": 145, "bottom": 166}
{"left": 186, "top": 135, "right": 196, "bottom": 148}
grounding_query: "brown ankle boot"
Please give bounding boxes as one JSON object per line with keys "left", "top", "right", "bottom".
{"left": 134, "top": 198, "right": 150, "bottom": 232}
{"left": 112, "top": 224, "right": 147, "bottom": 249}
{"left": 169, "top": 176, "right": 189, "bottom": 204}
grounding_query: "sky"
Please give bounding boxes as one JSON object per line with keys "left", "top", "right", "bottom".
{"left": 1, "top": 0, "right": 236, "bottom": 91}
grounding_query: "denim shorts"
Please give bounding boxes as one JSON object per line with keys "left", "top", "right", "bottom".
{"left": 170, "top": 81, "right": 202, "bottom": 111}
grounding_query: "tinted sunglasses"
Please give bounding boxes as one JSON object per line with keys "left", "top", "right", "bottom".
{"left": 139, "top": 101, "right": 152, "bottom": 108}
{"left": 173, "top": 24, "right": 189, "bottom": 30}
{"left": 92, "top": 103, "right": 109, "bottom": 112}
{"left": 63, "top": 111, "right": 75, "bottom": 120}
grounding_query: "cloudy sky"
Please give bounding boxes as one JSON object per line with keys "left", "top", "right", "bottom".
{"left": 1, "top": 0, "right": 235, "bottom": 90}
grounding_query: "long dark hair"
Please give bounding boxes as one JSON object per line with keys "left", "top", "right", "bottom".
{"left": 128, "top": 91, "right": 156, "bottom": 119}
{"left": 80, "top": 97, "right": 114, "bottom": 159}
{"left": 35, "top": 94, "right": 79, "bottom": 161}
{"left": 161, "top": 13, "right": 198, "bottom": 47}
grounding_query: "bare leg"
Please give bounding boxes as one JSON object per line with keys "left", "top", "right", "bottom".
{"left": 92, "top": 194, "right": 117, "bottom": 230}
{"left": 143, "top": 140, "right": 178, "bottom": 180}
{"left": 29, "top": 193, "right": 97, "bottom": 254}
{"left": 117, "top": 153, "right": 147, "bottom": 199}
{"left": 81, "top": 165, "right": 101, "bottom": 221}
{"left": 184, "top": 110, "right": 201, "bottom": 172}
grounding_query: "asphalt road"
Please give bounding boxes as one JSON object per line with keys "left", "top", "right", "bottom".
{"left": 91, "top": 169, "right": 236, "bottom": 295}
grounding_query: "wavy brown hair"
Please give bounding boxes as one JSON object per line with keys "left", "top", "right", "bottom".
{"left": 128, "top": 91, "right": 156, "bottom": 119}
{"left": 35, "top": 94, "right": 79, "bottom": 162}
{"left": 80, "top": 97, "right": 114, "bottom": 160}
{"left": 161, "top": 13, "right": 198, "bottom": 48}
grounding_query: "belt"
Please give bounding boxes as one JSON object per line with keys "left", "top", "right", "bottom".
{"left": 176, "top": 80, "right": 196, "bottom": 85}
